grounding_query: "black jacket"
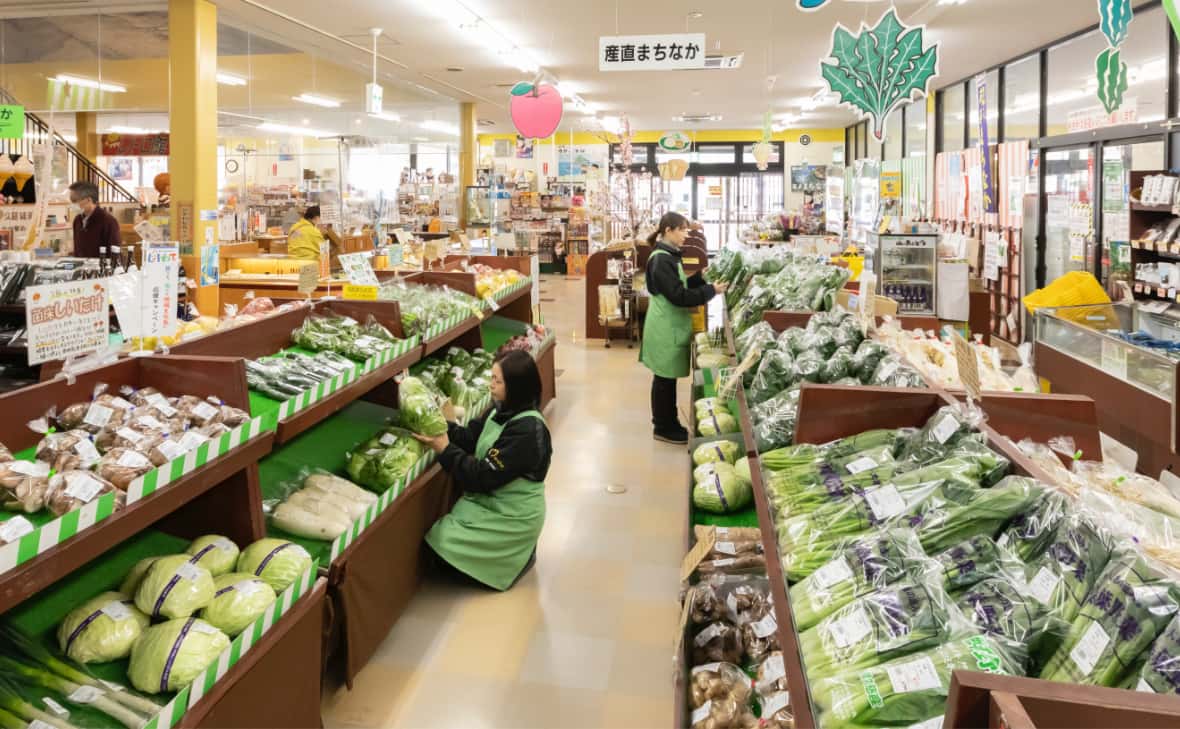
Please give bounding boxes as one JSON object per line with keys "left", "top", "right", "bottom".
{"left": 438, "top": 404, "right": 552, "bottom": 494}
{"left": 646, "top": 242, "right": 715, "bottom": 308}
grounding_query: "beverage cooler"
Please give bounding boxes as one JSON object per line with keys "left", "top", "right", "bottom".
{"left": 870, "top": 231, "right": 938, "bottom": 315}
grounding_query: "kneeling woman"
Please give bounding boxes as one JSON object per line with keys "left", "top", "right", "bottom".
{"left": 414, "top": 350, "right": 552, "bottom": 590}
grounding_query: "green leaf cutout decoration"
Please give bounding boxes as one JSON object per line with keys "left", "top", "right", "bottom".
{"left": 1098, "top": 0, "right": 1133, "bottom": 47}
{"left": 509, "top": 82, "right": 535, "bottom": 97}
{"left": 819, "top": 9, "right": 939, "bottom": 142}
{"left": 1096, "top": 48, "right": 1128, "bottom": 114}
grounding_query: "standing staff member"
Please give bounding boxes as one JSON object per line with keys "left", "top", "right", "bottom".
{"left": 287, "top": 205, "right": 328, "bottom": 260}
{"left": 640, "top": 212, "right": 727, "bottom": 444}
{"left": 414, "top": 350, "right": 552, "bottom": 591}
{"left": 68, "top": 181, "right": 122, "bottom": 258}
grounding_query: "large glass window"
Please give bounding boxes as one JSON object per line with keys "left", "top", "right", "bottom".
{"left": 1003, "top": 54, "right": 1040, "bottom": 142}
{"left": 941, "top": 83, "right": 966, "bottom": 152}
{"left": 904, "top": 102, "right": 926, "bottom": 158}
{"left": 884, "top": 111, "right": 903, "bottom": 161}
{"left": 695, "top": 144, "right": 737, "bottom": 165}
{"left": 968, "top": 70, "right": 999, "bottom": 147}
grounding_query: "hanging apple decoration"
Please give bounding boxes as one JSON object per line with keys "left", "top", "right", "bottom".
{"left": 510, "top": 82, "right": 563, "bottom": 139}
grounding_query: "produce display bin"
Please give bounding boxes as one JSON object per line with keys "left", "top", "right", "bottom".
{"left": 165, "top": 299, "right": 421, "bottom": 444}
{"left": 0, "top": 355, "right": 274, "bottom": 612}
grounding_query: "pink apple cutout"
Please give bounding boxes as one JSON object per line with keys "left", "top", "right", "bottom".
{"left": 510, "top": 83, "right": 563, "bottom": 139}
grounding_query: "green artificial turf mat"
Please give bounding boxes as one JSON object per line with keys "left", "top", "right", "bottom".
{"left": 692, "top": 505, "right": 760, "bottom": 529}
{"left": 479, "top": 315, "right": 530, "bottom": 355}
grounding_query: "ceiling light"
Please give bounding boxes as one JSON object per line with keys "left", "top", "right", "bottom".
{"left": 53, "top": 74, "right": 125, "bottom": 93}
{"left": 293, "top": 93, "right": 341, "bottom": 108}
{"left": 688, "top": 11, "right": 704, "bottom": 19}
{"left": 413, "top": 136, "right": 431, "bottom": 142}
{"left": 369, "top": 111, "right": 401, "bottom": 122}
{"left": 108, "top": 125, "right": 164, "bottom": 134}
{"left": 258, "top": 121, "right": 333, "bottom": 137}
{"left": 420, "top": 120, "right": 459, "bottom": 135}
{"left": 216, "top": 72, "right": 248, "bottom": 86}
{"left": 938, "top": 0, "right": 968, "bottom": 5}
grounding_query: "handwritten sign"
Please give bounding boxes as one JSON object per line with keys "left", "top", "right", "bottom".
{"left": 26, "top": 279, "right": 110, "bottom": 365}
{"left": 951, "top": 330, "right": 981, "bottom": 401}
{"left": 298, "top": 262, "right": 318, "bottom": 294}
{"left": 343, "top": 284, "right": 379, "bottom": 301}
{"left": 338, "top": 252, "right": 379, "bottom": 286}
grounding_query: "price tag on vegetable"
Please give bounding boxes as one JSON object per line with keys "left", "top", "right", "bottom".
{"left": 951, "top": 330, "right": 981, "bottom": 401}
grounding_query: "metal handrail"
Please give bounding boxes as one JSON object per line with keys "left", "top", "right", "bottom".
{"left": 0, "top": 86, "right": 139, "bottom": 205}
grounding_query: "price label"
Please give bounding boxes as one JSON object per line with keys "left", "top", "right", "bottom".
{"left": 343, "top": 284, "right": 380, "bottom": 301}
{"left": 951, "top": 330, "right": 981, "bottom": 400}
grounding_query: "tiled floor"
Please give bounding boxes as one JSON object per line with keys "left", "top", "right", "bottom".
{"left": 322, "top": 275, "right": 687, "bottom": 728}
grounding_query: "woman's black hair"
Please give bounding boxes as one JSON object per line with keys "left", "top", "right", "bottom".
{"left": 646, "top": 211, "right": 690, "bottom": 245}
{"left": 494, "top": 349, "right": 542, "bottom": 412}
{"left": 304, "top": 205, "right": 321, "bottom": 220}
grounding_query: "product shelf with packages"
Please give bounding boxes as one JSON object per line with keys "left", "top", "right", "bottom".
{"left": 0, "top": 355, "right": 327, "bottom": 729}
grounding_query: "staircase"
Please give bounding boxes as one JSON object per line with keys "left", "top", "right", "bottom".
{"left": 0, "top": 87, "right": 139, "bottom": 205}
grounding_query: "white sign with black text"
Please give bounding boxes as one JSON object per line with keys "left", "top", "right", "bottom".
{"left": 598, "top": 34, "right": 706, "bottom": 72}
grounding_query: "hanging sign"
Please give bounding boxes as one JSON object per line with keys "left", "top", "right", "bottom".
{"left": 100, "top": 133, "right": 169, "bottom": 156}
{"left": 0, "top": 106, "right": 24, "bottom": 139}
{"left": 819, "top": 9, "right": 938, "bottom": 143}
{"left": 26, "top": 279, "right": 110, "bottom": 365}
{"left": 658, "top": 131, "right": 692, "bottom": 152}
{"left": 598, "top": 34, "right": 706, "bottom": 72}
{"left": 509, "top": 83, "right": 563, "bottom": 140}
{"left": 976, "top": 75, "right": 996, "bottom": 214}
{"left": 1095, "top": 0, "right": 1133, "bottom": 114}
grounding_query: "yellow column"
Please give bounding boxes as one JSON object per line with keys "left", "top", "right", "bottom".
{"left": 169, "top": 0, "right": 219, "bottom": 314}
{"left": 458, "top": 101, "right": 477, "bottom": 229}
{"left": 75, "top": 112, "right": 98, "bottom": 162}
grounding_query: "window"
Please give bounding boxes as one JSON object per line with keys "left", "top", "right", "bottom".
{"left": 968, "top": 70, "right": 999, "bottom": 147}
{"left": 1003, "top": 54, "right": 1040, "bottom": 142}
{"left": 867, "top": 132, "right": 883, "bottom": 162}
{"left": 940, "top": 83, "right": 965, "bottom": 152}
{"left": 694, "top": 144, "right": 737, "bottom": 164}
{"left": 741, "top": 143, "right": 781, "bottom": 166}
{"left": 904, "top": 102, "right": 926, "bottom": 158}
{"left": 884, "top": 110, "right": 903, "bottom": 161}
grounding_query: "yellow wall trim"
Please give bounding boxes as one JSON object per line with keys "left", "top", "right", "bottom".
{"left": 478, "top": 128, "right": 845, "bottom": 147}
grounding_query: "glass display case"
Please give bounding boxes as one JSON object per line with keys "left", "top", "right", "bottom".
{"left": 870, "top": 232, "right": 938, "bottom": 315}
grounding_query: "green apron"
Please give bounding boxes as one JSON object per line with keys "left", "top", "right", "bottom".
{"left": 425, "top": 410, "right": 546, "bottom": 591}
{"left": 640, "top": 247, "right": 693, "bottom": 379}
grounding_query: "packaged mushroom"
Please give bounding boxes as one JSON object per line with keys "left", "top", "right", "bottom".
{"left": 94, "top": 423, "right": 163, "bottom": 454}
{"left": 696, "top": 554, "right": 766, "bottom": 576}
{"left": 754, "top": 651, "right": 789, "bottom": 696}
{"left": 31, "top": 428, "right": 101, "bottom": 472}
{"left": 45, "top": 470, "right": 124, "bottom": 517}
{"left": 689, "top": 662, "right": 757, "bottom": 729}
{"left": 0, "top": 460, "right": 51, "bottom": 513}
{"left": 739, "top": 604, "right": 780, "bottom": 665}
{"left": 758, "top": 691, "right": 793, "bottom": 729}
{"left": 723, "top": 580, "right": 771, "bottom": 625}
{"left": 121, "top": 385, "right": 164, "bottom": 408}
{"left": 198, "top": 422, "right": 232, "bottom": 440}
{"left": 688, "top": 575, "right": 763, "bottom": 627}
{"left": 212, "top": 399, "right": 250, "bottom": 428}
{"left": 174, "top": 395, "right": 225, "bottom": 426}
{"left": 694, "top": 525, "right": 762, "bottom": 543}
{"left": 692, "top": 620, "right": 744, "bottom": 665}
{"left": 97, "top": 448, "right": 155, "bottom": 490}
{"left": 709, "top": 538, "right": 763, "bottom": 561}
{"left": 0, "top": 442, "right": 11, "bottom": 463}
{"left": 53, "top": 385, "right": 135, "bottom": 434}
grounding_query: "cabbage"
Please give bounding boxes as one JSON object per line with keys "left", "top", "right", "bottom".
{"left": 134, "top": 555, "right": 215, "bottom": 620}
{"left": 346, "top": 436, "right": 425, "bottom": 492}
{"left": 693, "top": 440, "right": 740, "bottom": 466}
{"left": 696, "top": 351, "right": 730, "bottom": 369}
{"left": 398, "top": 376, "right": 447, "bottom": 436}
{"left": 185, "top": 535, "right": 239, "bottom": 577}
{"left": 128, "top": 617, "right": 230, "bottom": 694}
{"left": 236, "top": 539, "right": 313, "bottom": 592}
{"left": 698, "top": 412, "right": 739, "bottom": 437}
{"left": 735, "top": 456, "right": 751, "bottom": 483}
{"left": 200, "top": 573, "right": 277, "bottom": 636}
{"left": 694, "top": 462, "right": 723, "bottom": 483}
{"left": 693, "top": 463, "right": 753, "bottom": 514}
{"left": 120, "top": 555, "right": 173, "bottom": 595}
{"left": 56, "top": 591, "right": 149, "bottom": 663}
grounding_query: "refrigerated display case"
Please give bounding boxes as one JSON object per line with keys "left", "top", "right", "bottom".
{"left": 870, "top": 231, "right": 938, "bottom": 314}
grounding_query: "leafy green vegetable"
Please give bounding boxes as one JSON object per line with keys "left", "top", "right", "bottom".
{"left": 909, "top": 476, "right": 1041, "bottom": 554}
{"left": 958, "top": 576, "right": 1070, "bottom": 674}
{"left": 698, "top": 412, "right": 739, "bottom": 437}
{"left": 200, "top": 573, "right": 277, "bottom": 637}
{"left": 928, "top": 535, "right": 1024, "bottom": 594}
{"left": 185, "top": 535, "right": 239, "bottom": 577}
{"left": 399, "top": 376, "right": 448, "bottom": 436}
{"left": 236, "top": 539, "right": 313, "bottom": 592}
{"left": 128, "top": 618, "right": 229, "bottom": 694}
{"left": 748, "top": 349, "right": 795, "bottom": 405}
{"left": 693, "top": 440, "right": 741, "bottom": 466}
{"left": 1023, "top": 513, "right": 1116, "bottom": 626}
{"left": 693, "top": 463, "right": 752, "bottom": 514}
{"left": 56, "top": 591, "right": 149, "bottom": 664}
{"left": 1136, "top": 613, "right": 1180, "bottom": 695}
{"left": 996, "top": 490, "right": 1071, "bottom": 562}
{"left": 134, "top": 555, "right": 215, "bottom": 620}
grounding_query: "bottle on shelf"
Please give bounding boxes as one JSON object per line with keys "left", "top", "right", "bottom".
{"left": 98, "top": 247, "right": 108, "bottom": 277}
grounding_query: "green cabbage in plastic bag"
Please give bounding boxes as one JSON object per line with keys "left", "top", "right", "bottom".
{"left": 346, "top": 436, "right": 425, "bottom": 492}
{"left": 128, "top": 617, "right": 230, "bottom": 694}
{"left": 692, "top": 440, "right": 740, "bottom": 466}
{"left": 120, "top": 555, "right": 171, "bottom": 595}
{"left": 734, "top": 456, "right": 751, "bottom": 483}
{"left": 57, "top": 591, "right": 149, "bottom": 663}
{"left": 134, "top": 555, "right": 215, "bottom": 620}
{"left": 236, "top": 539, "right": 313, "bottom": 592}
{"left": 200, "top": 573, "right": 277, "bottom": 637}
{"left": 185, "top": 536, "right": 239, "bottom": 577}
{"left": 692, "top": 463, "right": 752, "bottom": 514}
{"left": 398, "top": 376, "right": 448, "bottom": 436}
{"left": 698, "top": 412, "right": 739, "bottom": 437}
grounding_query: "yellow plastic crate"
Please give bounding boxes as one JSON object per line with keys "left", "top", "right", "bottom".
{"left": 1022, "top": 271, "right": 1110, "bottom": 314}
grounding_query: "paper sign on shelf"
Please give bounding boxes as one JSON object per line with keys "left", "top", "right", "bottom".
{"left": 26, "top": 279, "right": 110, "bottom": 365}
{"left": 680, "top": 527, "right": 717, "bottom": 582}
{"left": 337, "top": 252, "right": 380, "bottom": 286}
{"left": 951, "top": 331, "right": 981, "bottom": 401}
{"left": 297, "top": 263, "right": 318, "bottom": 295}
{"left": 342, "top": 284, "right": 379, "bottom": 301}
{"left": 142, "top": 243, "right": 179, "bottom": 338}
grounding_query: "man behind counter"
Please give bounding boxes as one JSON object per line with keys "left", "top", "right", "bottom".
{"left": 68, "top": 181, "right": 122, "bottom": 258}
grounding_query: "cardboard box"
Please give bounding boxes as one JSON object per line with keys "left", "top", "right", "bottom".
{"left": 836, "top": 290, "right": 900, "bottom": 316}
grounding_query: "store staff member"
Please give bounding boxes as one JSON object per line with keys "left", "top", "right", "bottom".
{"left": 640, "top": 212, "right": 727, "bottom": 444}
{"left": 68, "top": 181, "right": 121, "bottom": 258}
{"left": 287, "top": 205, "right": 329, "bottom": 260}
{"left": 414, "top": 350, "right": 552, "bottom": 591}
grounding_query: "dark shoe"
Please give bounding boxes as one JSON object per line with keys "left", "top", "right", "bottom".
{"left": 654, "top": 428, "right": 689, "bottom": 444}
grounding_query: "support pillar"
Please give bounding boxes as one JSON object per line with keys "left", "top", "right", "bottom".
{"left": 75, "top": 112, "right": 98, "bottom": 162}
{"left": 168, "top": 0, "right": 219, "bottom": 314}
{"left": 458, "top": 101, "right": 477, "bottom": 229}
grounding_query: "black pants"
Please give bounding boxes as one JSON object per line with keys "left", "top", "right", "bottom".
{"left": 651, "top": 375, "right": 681, "bottom": 432}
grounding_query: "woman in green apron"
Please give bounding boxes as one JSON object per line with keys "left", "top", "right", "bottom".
{"left": 640, "top": 212, "right": 728, "bottom": 444}
{"left": 414, "top": 350, "right": 552, "bottom": 591}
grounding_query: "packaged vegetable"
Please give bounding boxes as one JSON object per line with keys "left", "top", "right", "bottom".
{"left": 927, "top": 535, "right": 1025, "bottom": 594}
{"left": 693, "top": 440, "right": 741, "bottom": 466}
{"left": 120, "top": 556, "right": 170, "bottom": 595}
{"left": 0, "top": 460, "right": 51, "bottom": 513}
{"left": 398, "top": 376, "right": 448, "bottom": 436}
{"left": 688, "top": 662, "right": 757, "bottom": 728}
{"left": 134, "top": 554, "right": 216, "bottom": 619}
{"left": 911, "top": 475, "right": 1042, "bottom": 555}
{"left": 693, "top": 463, "right": 752, "bottom": 514}
{"left": 958, "top": 576, "right": 1070, "bottom": 674}
{"left": 698, "top": 412, "right": 739, "bottom": 438}
{"left": 236, "top": 538, "right": 313, "bottom": 592}
{"left": 45, "top": 471, "right": 122, "bottom": 517}
{"left": 1022, "top": 513, "right": 1116, "bottom": 625}
{"left": 96, "top": 447, "right": 153, "bottom": 490}
{"left": 200, "top": 573, "right": 277, "bottom": 636}
{"left": 1136, "top": 613, "right": 1180, "bottom": 695}
{"left": 996, "top": 489, "right": 1071, "bottom": 562}
{"left": 56, "top": 591, "right": 149, "bottom": 663}
{"left": 128, "top": 618, "right": 229, "bottom": 694}
{"left": 185, "top": 535, "right": 240, "bottom": 577}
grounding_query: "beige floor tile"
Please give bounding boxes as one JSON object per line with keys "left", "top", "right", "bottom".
{"left": 369, "top": 613, "right": 455, "bottom": 670}
{"left": 321, "top": 664, "right": 420, "bottom": 728}
{"left": 388, "top": 673, "right": 511, "bottom": 729}
{"left": 624, "top": 561, "right": 682, "bottom": 601}
{"left": 539, "top": 555, "right": 631, "bottom": 596}
{"left": 535, "top": 577, "right": 626, "bottom": 638}
{"left": 517, "top": 629, "right": 617, "bottom": 691}
{"left": 617, "top": 598, "right": 682, "bottom": 647}
{"left": 492, "top": 683, "right": 605, "bottom": 728}
{"left": 606, "top": 638, "right": 679, "bottom": 699}
{"left": 599, "top": 692, "right": 672, "bottom": 729}
{"left": 430, "top": 585, "right": 542, "bottom": 678}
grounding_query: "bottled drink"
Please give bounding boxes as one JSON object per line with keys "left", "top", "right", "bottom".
{"left": 98, "top": 247, "right": 108, "bottom": 276}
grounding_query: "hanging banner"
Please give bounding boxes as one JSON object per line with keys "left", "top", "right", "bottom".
{"left": 976, "top": 75, "right": 996, "bottom": 214}
{"left": 0, "top": 106, "right": 25, "bottom": 139}
{"left": 819, "top": 9, "right": 939, "bottom": 143}
{"left": 1095, "top": 0, "right": 1133, "bottom": 114}
{"left": 26, "top": 279, "right": 110, "bottom": 365}
{"left": 598, "top": 34, "right": 706, "bottom": 72}
{"left": 509, "top": 83, "right": 563, "bottom": 140}
{"left": 658, "top": 131, "right": 692, "bottom": 152}
{"left": 100, "top": 133, "right": 169, "bottom": 156}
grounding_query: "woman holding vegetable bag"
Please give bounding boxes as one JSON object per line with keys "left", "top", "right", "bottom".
{"left": 413, "top": 350, "right": 553, "bottom": 591}
{"left": 641, "top": 212, "right": 727, "bottom": 444}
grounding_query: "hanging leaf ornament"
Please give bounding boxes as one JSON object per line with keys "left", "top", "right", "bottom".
{"left": 819, "top": 9, "right": 939, "bottom": 143}
{"left": 1098, "top": 0, "right": 1134, "bottom": 46}
{"left": 1096, "top": 48, "right": 1129, "bottom": 115}
{"left": 796, "top": 0, "right": 829, "bottom": 9}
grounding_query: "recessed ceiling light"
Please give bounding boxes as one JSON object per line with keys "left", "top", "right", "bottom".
{"left": 413, "top": 136, "right": 430, "bottom": 142}
{"left": 293, "top": 93, "right": 342, "bottom": 108}
{"left": 687, "top": 11, "right": 704, "bottom": 19}
{"left": 691, "top": 89, "right": 702, "bottom": 96}
{"left": 53, "top": 74, "right": 126, "bottom": 93}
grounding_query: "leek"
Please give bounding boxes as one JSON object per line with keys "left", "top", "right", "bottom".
{"left": 0, "top": 655, "right": 146, "bottom": 729}
{"left": 0, "top": 677, "right": 77, "bottom": 729}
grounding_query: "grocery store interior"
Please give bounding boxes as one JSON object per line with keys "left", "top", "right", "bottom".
{"left": 3, "top": 0, "right": 1180, "bottom": 728}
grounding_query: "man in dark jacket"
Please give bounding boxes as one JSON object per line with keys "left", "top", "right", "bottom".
{"left": 69, "top": 181, "right": 122, "bottom": 258}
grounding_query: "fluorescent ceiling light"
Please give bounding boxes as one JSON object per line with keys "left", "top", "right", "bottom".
{"left": 420, "top": 120, "right": 459, "bottom": 135}
{"left": 293, "top": 93, "right": 341, "bottom": 108}
{"left": 53, "top": 74, "right": 125, "bottom": 93}
{"left": 216, "top": 72, "right": 248, "bottom": 86}
{"left": 413, "top": 136, "right": 431, "bottom": 142}
{"left": 369, "top": 111, "right": 401, "bottom": 122}
{"left": 258, "top": 121, "right": 333, "bottom": 137}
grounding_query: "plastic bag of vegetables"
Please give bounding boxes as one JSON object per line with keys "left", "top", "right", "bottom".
{"left": 346, "top": 436, "right": 425, "bottom": 493}
{"left": 1022, "top": 512, "right": 1116, "bottom": 625}
{"left": 747, "top": 349, "right": 794, "bottom": 405}
{"left": 185, "top": 535, "right": 239, "bottom": 577}
{"left": 200, "top": 573, "right": 277, "bottom": 636}
{"left": 750, "top": 389, "right": 800, "bottom": 453}
{"left": 1040, "top": 550, "right": 1180, "bottom": 686}
{"left": 1136, "top": 613, "right": 1180, "bottom": 695}
{"left": 868, "top": 356, "right": 927, "bottom": 389}
{"left": 735, "top": 321, "right": 776, "bottom": 362}
{"left": 237, "top": 538, "right": 313, "bottom": 592}
{"left": 958, "top": 576, "right": 1070, "bottom": 674}
{"left": 57, "top": 591, "right": 149, "bottom": 663}
{"left": 134, "top": 555, "right": 216, "bottom": 620}
{"left": 695, "top": 397, "right": 731, "bottom": 421}
{"left": 927, "top": 535, "right": 1026, "bottom": 594}
{"left": 852, "top": 340, "right": 891, "bottom": 382}
{"left": 693, "top": 440, "right": 741, "bottom": 466}
{"left": 911, "top": 475, "right": 1042, "bottom": 555}
{"left": 398, "top": 376, "right": 448, "bottom": 436}
{"left": 698, "top": 412, "right": 739, "bottom": 438}
{"left": 693, "top": 463, "right": 752, "bottom": 514}
{"left": 128, "top": 617, "right": 230, "bottom": 694}
{"left": 895, "top": 405, "right": 984, "bottom": 467}
{"left": 811, "top": 634, "right": 1023, "bottom": 728}
{"left": 819, "top": 347, "right": 855, "bottom": 383}
{"left": 687, "top": 662, "right": 756, "bottom": 728}
{"left": 996, "top": 489, "right": 1071, "bottom": 562}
